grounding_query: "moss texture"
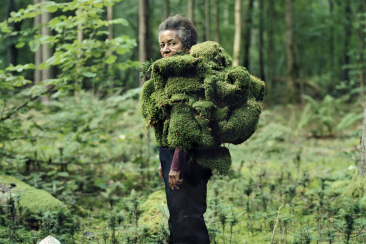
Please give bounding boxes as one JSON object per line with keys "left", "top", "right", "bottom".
{"left": 138, "top": 190, "right": 167, "bottom": 233}
{"left": 0, "top": 175, "right": 63, "bottom": 213}
{"left": 141, "top": 41, "right": 265, "bottom": 174}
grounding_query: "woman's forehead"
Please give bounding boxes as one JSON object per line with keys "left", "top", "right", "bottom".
{"left": 160, "top": 30, "right": 180, "bottom": 42}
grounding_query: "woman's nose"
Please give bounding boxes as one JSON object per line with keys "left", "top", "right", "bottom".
{"left": 163, "top": 44, "right": 170, "bottom": 53}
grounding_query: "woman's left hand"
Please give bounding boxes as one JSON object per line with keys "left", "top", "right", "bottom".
{"left": 169, "top": 169, "right": 183, "bottom": 190}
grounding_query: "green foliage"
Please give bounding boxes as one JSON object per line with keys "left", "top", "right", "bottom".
{"left": 297, "top": 95, "right": 362, "bottom": 136}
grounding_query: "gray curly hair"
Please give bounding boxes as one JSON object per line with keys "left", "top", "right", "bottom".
{"left": 158, "top": 14, "right": 198, "bottom": 49}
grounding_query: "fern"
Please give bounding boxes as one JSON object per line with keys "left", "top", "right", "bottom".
{"left": 335, "top": 112, "right": 363, "bottom": 131}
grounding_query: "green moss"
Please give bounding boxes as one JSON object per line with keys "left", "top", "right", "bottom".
{"left": 138, "top": 190, "right": 167, "bottom": 232}
{"left": 165, "top": 77, "right": 203, "bottom": 96}
{"left": 167, "top": 104, "right": 202, "bottom": 150}
{"left": 0, "top": 175, "right": 63, "bottom": 213}
{"left": 343, "top": 171, "right": 366, "bottom": 198}
{"left": 217, "top": 98, "right": 262, "bottom": 144}
{"left": 190, "top": 41, "right": 233, "bottom": 70}
{"left": 140, "top": 41, "right": 265, "bottom": 173}
{"left": 194, "top": 147, "right": 231, "bottom": 174}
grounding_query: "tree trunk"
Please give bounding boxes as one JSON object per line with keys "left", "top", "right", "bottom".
{"left": 34, "top": 0, "right": 42, "bottom": 84}
{"left": 41, "top": 0, "right": 54, "bottom": 102}
{"left": 188, "top": 0, "right": 194, "bottom": 23}
{"left": 285, "top": 0, "right": 297, "bottom": 103}
{"left": 243, "top": 0, "right": 254, "bottom": 69}
{"left": 233, "top": 0, "right": 241, "bottom": 66}
{"left": 258, "top": 0, "right": 265, "bottom": 81}
{"left": 139, "top": 0, "right": 150, "bottom": 85}
{"left": 205, "top": 0, "right": 210, "bottom": 41}
{"left": 353, "top": 0, "right": 366, "bottom": 103}
{"left": 163, "top": 0, "right": 169, "bottom": 20}
{"left": 214, "top": 0, "right": 219, "bottom": 43}
{"left": 343, "top": 0, "right": 352, "bottom": 81}
{"left": 329, "top": 0, "right": 334, "bottom": 84}
{"left": 108, "top": 6, "right": 113, "bottom": 44}
{"left": 7, "top": 0, "right": 19, "bottom": 67}
{"left": 267, "top": 0, "right": 275, "bottom": 93}
{"left": 358, "top": 103, "right": 366, "bottom": 176}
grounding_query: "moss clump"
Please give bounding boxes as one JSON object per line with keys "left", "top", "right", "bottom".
{"left": 141, "top": 41, "right": 265, "bottom": 174}
{"left": 343, "top": 171, "right": 366, "bottom": 198}
{"left": 138, "top": 190, "right": 167, "bottom": 233}
{"left": 0, "top": 175, "right": 63, "bottom": 213}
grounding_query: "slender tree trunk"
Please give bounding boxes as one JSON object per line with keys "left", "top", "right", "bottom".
{"left": 7, "top": 0, "right": 19, "bottom": 67}
{"left": 243, "top": 0, "right": 254, "bottom": 69}
{"left": 258, "top": 0, "right": 265, "bottom": 81}
{"left": 75, "top": 9, "right": 83, "bottom": 96}
{"left": 233, "top": 0, "right": 241, "bottom": 66}
{"left": 205, "top": 0, "right": 210, "bottom": 41}
{"left": 267, "top": 0, "right": 275, "bottom": 93}
{"left": 139, "top": 0, "right": 150, "bottom": 85}
{"left": 329, "top": 0, "right": 334, "bottom": 84}
{"left": 285, "top": 0, "right": 297, "bottom": 103}
{"left": 41, "top": 0, "right": 53, "bottom": 102}
{"left": 343, "top": 0, "right": 352, "bottom": 81}
{"left": 214, "top": 0, "right": 219, "bottom": 43}
{"left": 188, "top": 0, "right": 194, "bottom": 23}
{"left": 108, "top": 6, "right": 113, "bottom": 45}
{"left": 353, "top": 0, "right": 366, "bottom": 103}
{"left": 163, "top": 0, "right": 169, "bottom": 20}
{"left": 107, "top": 5, "right": 114, "bottom": 90}
{"left": 34, "top": 0, "right": 42, "bottom": 84}
{"left": 358, "top": 102, "right": 366, "bottom": 176}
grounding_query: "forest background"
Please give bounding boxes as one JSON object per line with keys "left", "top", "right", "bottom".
{"left": 1, "top": 0, "right": 366, "bottom": 243}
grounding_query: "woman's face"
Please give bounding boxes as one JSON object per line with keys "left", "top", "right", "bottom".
{"left": 160, "top": 29, "right": 189, "bottom": 58}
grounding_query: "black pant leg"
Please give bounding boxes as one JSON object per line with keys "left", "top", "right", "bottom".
{"left": 159, "top": 147, "right": 211, "bottom": 244}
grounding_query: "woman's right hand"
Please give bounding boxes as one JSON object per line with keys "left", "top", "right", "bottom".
{"left": 158, "top": 167, "right": 164, "bottom": 181}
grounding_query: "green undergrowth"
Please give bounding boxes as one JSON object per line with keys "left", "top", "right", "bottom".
{"left": 0, "top": 91, "right": 365, "bottom": 243}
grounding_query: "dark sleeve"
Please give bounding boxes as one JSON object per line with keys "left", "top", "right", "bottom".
{"left": 171, "top": 148, "right": 188, "bottom": 171}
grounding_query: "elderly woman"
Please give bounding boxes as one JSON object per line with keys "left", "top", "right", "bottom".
{"left": 157, "top": 14, "right": 212, "bottom": 244}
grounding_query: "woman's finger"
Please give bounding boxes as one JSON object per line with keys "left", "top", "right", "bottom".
{"left": 158, "top": 168, "right": 164, "bottom": 181}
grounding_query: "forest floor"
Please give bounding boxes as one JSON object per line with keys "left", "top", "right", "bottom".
{"left": 1, "top": 94, "right": 365, "bottom": 243}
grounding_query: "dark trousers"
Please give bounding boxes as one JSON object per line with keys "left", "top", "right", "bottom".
{"left": 159, "top": 147, "right": 211, "bottom": 244}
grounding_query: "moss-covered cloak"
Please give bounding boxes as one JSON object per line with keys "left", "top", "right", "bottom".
{"left": 141, "top": 41, "right": 265, "bottom": 174}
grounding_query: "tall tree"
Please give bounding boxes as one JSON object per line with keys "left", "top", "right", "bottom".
{"left": 187, "top": 0, "right": 194, "bottom": 24}
{"left": 258, "top": 0, "right": 265, "bottom": 81}
{"left": 267, "top": 0, "right": 275, "bottom": 93}
{"left": 41, "top": 0, "right": 54, "bottom": 102}
{"left": 358, "top": 0, "right": 366, "bottom": 177}
{"left": 214, "top": 0, "right": 219, "bottom": 43}
{"left": 233, "top": 0, "right": 241, "bottom": 66}
{"left": 343, "top": 0, "right": 352, "bottom": 81}
{"left": 205, "top": 0, "right": 210, "bottom": 40}
{"left": 352, "top": 0, "right": 366, "bottom": 103}
{"left": 163, "top": 0, "right": 169, "bottom": 20}
{"left": 329, "top": 0, "right": 334, "bottom": 83}
{"left": 243, "top": 0, "right": 254, "bottom": 69}
{"left": 139, "top": 0, "right": 150, "bottom": 85}
{"left": 7, "top": 0, "right": 20, "bottom": 67}
{"left": 34, "top": 0, "right": 42, "bottom": 84}
{"left": 285, "top": 0, "right": 297, "bottom": 103}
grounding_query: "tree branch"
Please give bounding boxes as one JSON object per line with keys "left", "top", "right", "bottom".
{"left": 0, "top": 84, "right": 55, "bottom": 122}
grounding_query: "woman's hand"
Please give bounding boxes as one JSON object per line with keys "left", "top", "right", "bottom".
{"left": 158, "top": 167, "right": 164, "bottom": 181}
{"left": 169, "top": 169, "right": 183, "bottom": 190}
